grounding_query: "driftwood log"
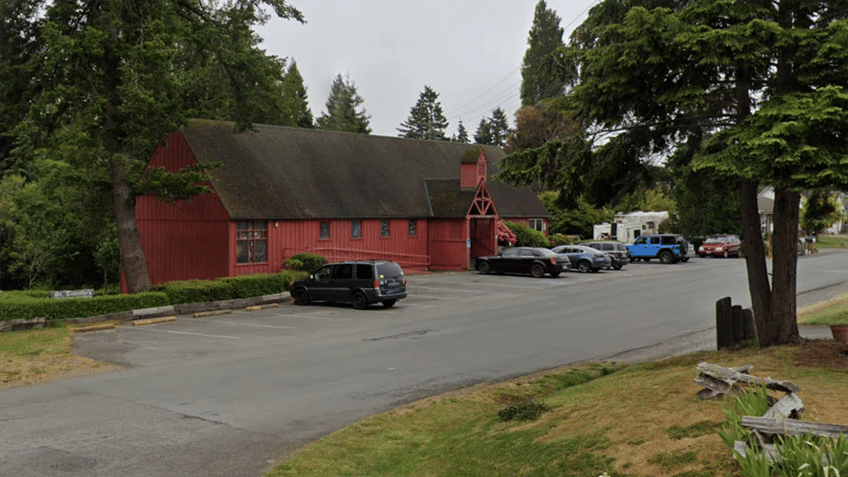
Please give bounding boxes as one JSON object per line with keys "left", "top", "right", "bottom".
{"left": 741, "top": 416, "right": 848, "bottom": 439}
{"left": 695, "top": 362, "right": 848, "bottom": 463}
{"left": 694, "top": 362, "right": 800, "bottom": 399}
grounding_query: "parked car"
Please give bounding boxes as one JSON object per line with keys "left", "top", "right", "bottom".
{"left": 698, "top": 234, "right": 741, "bottom": 258}
{"left": 551, "top": 244, "right": 613, "bottom": 273}
{"left": 290, "top": 260, "right": 407, "bottom": 309}
{"left": 626, "top": 234, "right": 691, "bottom": 264}
{"left": 476, "top": 246, "right": 570, "bottom": 278}
{"left": 582, "top": 241, "right": 630, "bottom": 270}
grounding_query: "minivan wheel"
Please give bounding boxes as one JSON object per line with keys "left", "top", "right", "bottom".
{"left": 382, "top": 299, "right": 396, "bottom": 308}
{"left": 531, "top": 263, "right": 545, "bottom": 278}
{"left": 352, "top": 292, "right": 368, "bottom": 310}
{"left": 478, "top": 262, "right": 491, "bottom": 275}
{"left": 293, "top": 288, "right": 309, "bottom": 306}
{"left": 659, "top": 251, "right": 673, "bottom": 264}
{"left": 578, "top": 261, "right": 591, "bottom": 273}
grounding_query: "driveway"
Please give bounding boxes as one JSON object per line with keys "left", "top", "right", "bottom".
{"left": 2, "top": 251, "right": 846, "bottom": 477}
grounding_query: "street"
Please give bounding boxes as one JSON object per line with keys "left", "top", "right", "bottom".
{"left": 2, "top": 251, "right": 848, "bottom": 477}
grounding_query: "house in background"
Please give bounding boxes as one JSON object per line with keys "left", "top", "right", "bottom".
{"left": 134, "top": 120, "right": 549, "bottom": 287}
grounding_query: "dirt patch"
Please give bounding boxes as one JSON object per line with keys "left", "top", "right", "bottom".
{"left": 793, "top": 338, "right": 848, "bottom": 369}
{"left": 0, "top": 353, "right": 122, "bottom": 389}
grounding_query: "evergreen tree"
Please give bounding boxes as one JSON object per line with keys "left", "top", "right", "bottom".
{"left": 473, "top": 118, "right": 492, "bottom": 146}
{"left": 316, "top": 73, "right": 371, "bottom": 134}
{"left": 520, "top": 0, "right": 566, "bottom": 106}
{"left": 397, "top": 85, "right": 449, "bottom": 140}
{"left": 502, "top": 0, "right": 848, "bottom": 346}
{"left": 488, "top": 107, "right": 511, "bottom": 147}
{"left": 280, "top": 60, "right": 314, "bottom": 128}
{"left": 474, "top": 108, "right": 511, "bottom": 147}
{"left": 11, "top": 0, "right": 304, "bottom": 293}
{"left": 455, "top": 120, "right": 469, "bottom": 143}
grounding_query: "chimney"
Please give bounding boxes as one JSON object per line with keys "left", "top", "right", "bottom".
{"left": 461, "top": 149, "right": 487, "bottom": 189}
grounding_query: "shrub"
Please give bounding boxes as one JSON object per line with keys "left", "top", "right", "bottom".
{"left": 504, "top": 221, "right": 551, "bottom": 248}
{"left": 285, "top": 253, "right": 327, "bottom": 272}
{"left": 497, "top": 400, "right": 550, "bottom": 422}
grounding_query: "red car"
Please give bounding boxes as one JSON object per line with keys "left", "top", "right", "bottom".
{"left": 698, "top": 234, "right": 741, "bottom": 258}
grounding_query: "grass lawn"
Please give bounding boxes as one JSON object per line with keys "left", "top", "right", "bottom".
{"left": 267, "top": 343, "right": 848, "bottom": 477}
{"left": 0, "top": 323, "right": 121, "bottom": 388}
{"left": 814, "top": 234, "right": 848, "bottom": 249}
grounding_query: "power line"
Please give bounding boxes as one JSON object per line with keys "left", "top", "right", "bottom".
{"left": 444, "top": 0, "right": 601, "bottom": 132}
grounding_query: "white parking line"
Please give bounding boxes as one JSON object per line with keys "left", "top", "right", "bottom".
{"left": 409, "top": 285, "right": 481, "bottom": 293}
{"left": 132, "top": 328, "right": 241, "bottom": 340}
{"left": 210, "top": 320, "right": 294, "bottom": 329}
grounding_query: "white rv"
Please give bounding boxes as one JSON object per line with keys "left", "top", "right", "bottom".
{"left": 593, "top": 211, "right": 669, "bottom": 243}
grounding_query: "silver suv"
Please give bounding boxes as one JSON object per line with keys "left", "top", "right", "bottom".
{"left": 583, "top": 241, "right": 629, "bottom": 270}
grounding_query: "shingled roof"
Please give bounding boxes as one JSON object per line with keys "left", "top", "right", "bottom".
{"left": 180, "top": 120, "right": 549, "bottom": 220}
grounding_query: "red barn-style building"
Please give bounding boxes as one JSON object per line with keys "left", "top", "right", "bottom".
{"left": 135, "top": 120, "right": 550, "bottom": 286}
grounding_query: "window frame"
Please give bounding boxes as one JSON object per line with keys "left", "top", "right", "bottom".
{"left": 236, "top": 220, "right": 268, "bottom": 264}
{"left": 351, "top": 220, "right": 362, "bottom": 239}
{"left": 380, "top": 219, "right": 390, "bottom": 238}
{"left": 408, "top": 219, "right": 417, "bottom": 237}
{"left": 319, "top": 221, "right": 330, "bottom": 240}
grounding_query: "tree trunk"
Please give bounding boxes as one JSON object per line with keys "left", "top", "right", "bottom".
{"left": 763, "top": 188, "right": 800, "bottom": 345}
{"left": 112, "top": 161, "right": 151, "bottom": 293}
{"left": 740, "top": 180, "right": 771, "bottom": 342}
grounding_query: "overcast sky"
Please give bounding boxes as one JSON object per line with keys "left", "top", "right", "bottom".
{"left": 256, "top": 0, "right": 599, "bottom": 137}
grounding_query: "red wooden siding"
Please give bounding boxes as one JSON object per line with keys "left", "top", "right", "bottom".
{"left": 276, "top": 218, "right": 430, "bottom": 273}
{"left": 137, "top": 132, "right": 231, "bottom": 285}
{"left": 428, "top": 219, "right": 469, "bottom": 270}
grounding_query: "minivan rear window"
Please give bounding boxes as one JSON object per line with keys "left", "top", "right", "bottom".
{"left": 376, "top": 262, "right": 404, "bottom": 277}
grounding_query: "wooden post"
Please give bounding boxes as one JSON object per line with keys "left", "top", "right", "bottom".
{"left": 742, "top": 309, "right": 758, "bottom": 342}
{"left": 716, "top": 297, "right": 733, "bottom": 350}
{"left": 732, "top": 305, "right": 744, "bottom": 344}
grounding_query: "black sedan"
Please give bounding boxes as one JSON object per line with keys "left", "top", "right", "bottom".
{"left": 476, "top": 246, "right": 570, "bottom": 278}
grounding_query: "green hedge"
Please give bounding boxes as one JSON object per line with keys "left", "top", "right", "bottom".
{"left": 0, "top": 292, "right": 170, "bottom": 321}
{"left": 284, "top": 253, "right": 328, "bottom": 272}
{"left": 0, "top": 271, "right": 301, "bottom": 323}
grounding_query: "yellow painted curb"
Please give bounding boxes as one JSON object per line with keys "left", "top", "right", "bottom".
{"left": 193, "top": 310, "right": 233, "bottom": 318}
{"left": 245, "top": 303, "right": 279, "bottom": 312}
{"left": 132, "top": 316, "right": 177, "bottom": 326}
{"left": 72, "top": 323, "right": 117, "bottom": 333}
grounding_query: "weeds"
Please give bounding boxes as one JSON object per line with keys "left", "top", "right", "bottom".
{"left": 497, "top": 400, "right": 549, "bottom": 422}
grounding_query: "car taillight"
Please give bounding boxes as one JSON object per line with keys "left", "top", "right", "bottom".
{"left": 372, "top": 279, "right": 380, "bottom": 289}
{"left": 550, "top": 257, "right": 556, "bottom": 264}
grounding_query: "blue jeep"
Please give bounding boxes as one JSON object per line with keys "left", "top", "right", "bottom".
{"left": 626, "top": 234, "right": 691, "bottom": 264}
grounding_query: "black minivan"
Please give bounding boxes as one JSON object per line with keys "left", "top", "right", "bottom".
{"left": 290, "top": 260, "right": 407, "bottom": 309}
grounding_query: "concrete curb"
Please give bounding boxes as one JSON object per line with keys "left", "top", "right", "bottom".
{"left": 64, "top": 292, "right": 291, "bottom": 326}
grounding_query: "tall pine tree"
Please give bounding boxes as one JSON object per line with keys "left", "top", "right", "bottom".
{"left": 520, "top": 0, "right": 566, "bottom": 107}
{"left": 397, "top": 85, "right": 449, "bottom": 140}
{"left": 454, "top": 120, "right": 469, "bottom": 143}
{"left": 475, "top": 108, "right": 511, "bottom": 146}
{"left": 316, "top": 73, "right": 371, "bottom": 134}
{"left": 280, "top": 60, "right": 314, "bottom": 127}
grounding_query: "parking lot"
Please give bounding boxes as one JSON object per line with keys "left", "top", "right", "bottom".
{"left": 72, "top": 256, "right": 745, "bottom": 368}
